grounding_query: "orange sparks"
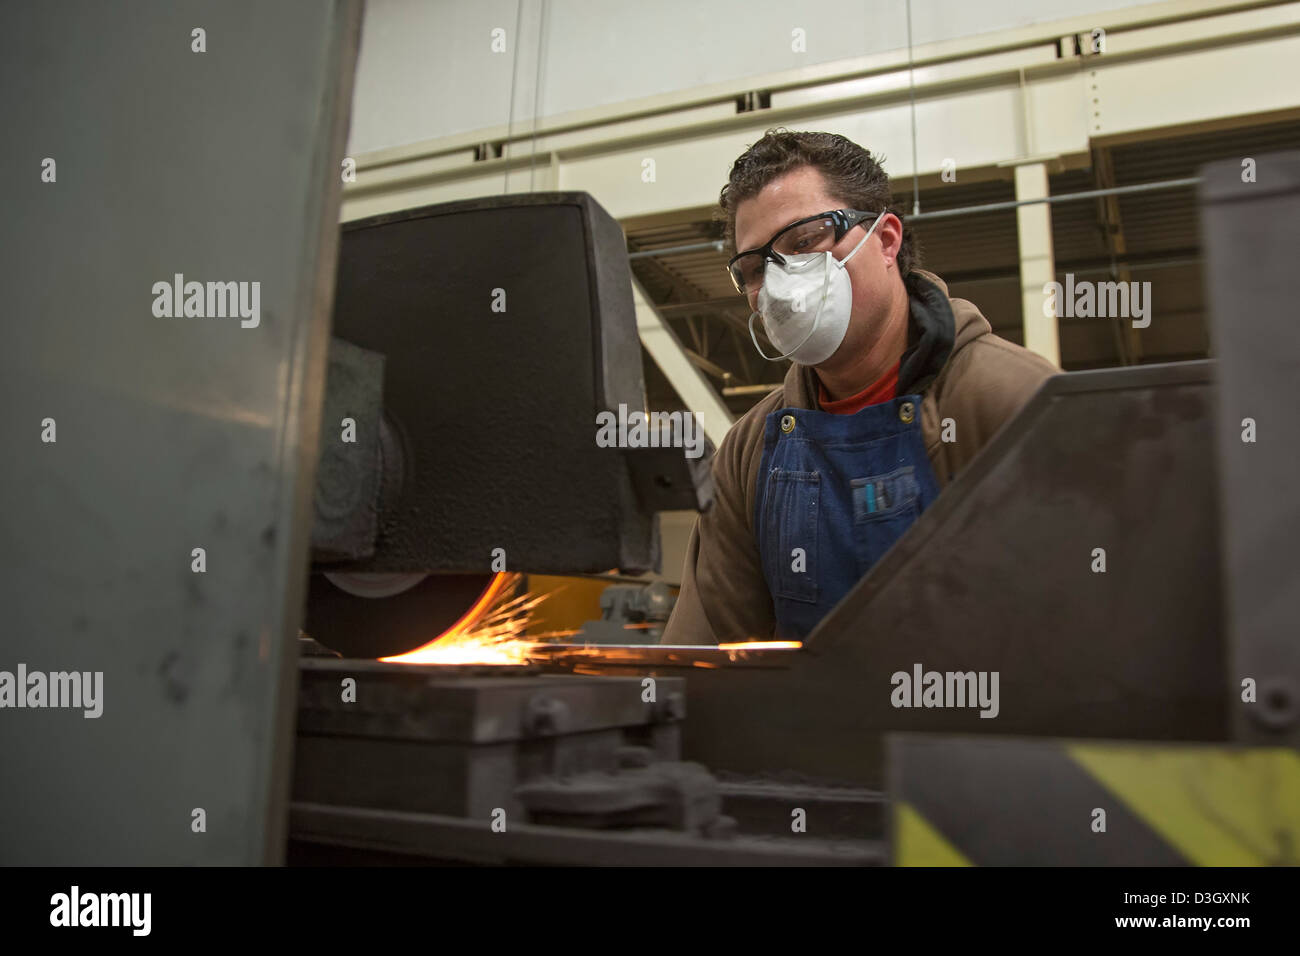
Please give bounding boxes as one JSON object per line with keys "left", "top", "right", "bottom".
{"left": 378, "top": 573, "right": 804, "bottom": 667}
{"left": 380, "top": 573, "right": 549, "bottom": 665}
{"left": 716, "top": 640, "right": 803, "bottom": 650}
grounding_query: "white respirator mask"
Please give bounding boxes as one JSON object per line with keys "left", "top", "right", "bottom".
{"left": 748, "top": 212, "right": 882, "bottom": 366}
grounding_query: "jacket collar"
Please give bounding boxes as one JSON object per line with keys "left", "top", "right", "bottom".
{"left": 782, "top": 268, "right": 957, "bottom": 408}
{"left": 899, "top": 269, "right": 957, "bottom": 394}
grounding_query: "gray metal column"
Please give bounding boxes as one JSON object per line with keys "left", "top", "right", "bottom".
{"left": 0, "top": 0, "right": 360, "bottom": 864}
{"left": 1201, "top": 151, "right": 1300, "bottom": 747}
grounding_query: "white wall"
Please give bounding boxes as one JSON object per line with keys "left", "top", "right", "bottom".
{"left": 348, "top": 0, "right": 1151, "bottom": 155}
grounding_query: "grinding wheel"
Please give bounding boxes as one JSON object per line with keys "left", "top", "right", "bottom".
{"left": 304, "top": 571, "right": 500, "bottom": 659}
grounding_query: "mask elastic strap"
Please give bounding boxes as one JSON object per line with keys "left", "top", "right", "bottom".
{"left": 748, "top": 257, "right": 835, "bottom": 362}
{"left": 834, "top": 213, "right": 882, "bottom": 270}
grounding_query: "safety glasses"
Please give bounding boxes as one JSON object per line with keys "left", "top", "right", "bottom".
{"left": 727, "top": 208, "right": 880, "bottom": 295}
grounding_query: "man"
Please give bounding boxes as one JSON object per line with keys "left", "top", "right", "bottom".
{"left": 661, "top": 129, "right": 1057, "bottom": 644}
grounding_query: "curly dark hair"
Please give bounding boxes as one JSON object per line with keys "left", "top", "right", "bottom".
{"left": 717, "top": 128, "right": 919, "bottom": 276}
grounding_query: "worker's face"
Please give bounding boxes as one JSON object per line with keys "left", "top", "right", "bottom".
{"left": 734, "top": 165, "right": 903, "bottom": 365}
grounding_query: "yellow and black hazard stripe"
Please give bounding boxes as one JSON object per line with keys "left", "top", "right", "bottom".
{"left": 889, "top": 735, "right": 1300, "bottom": 866}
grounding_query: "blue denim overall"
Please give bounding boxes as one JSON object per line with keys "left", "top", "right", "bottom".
{"left": 754, "top": 392, "right": 941, "bottom": 639}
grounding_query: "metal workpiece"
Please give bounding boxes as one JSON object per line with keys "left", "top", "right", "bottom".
{"left": 326, "top": 191, "right": 702, "bottom": 578}
{"left": 528, "top": 642, "right": 801, "bottom": 668}
{"left": 1200, "top": 151, "right": 1300, "bottom": 746}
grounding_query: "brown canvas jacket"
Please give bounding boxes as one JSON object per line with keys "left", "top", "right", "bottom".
{"left": 661, "top": 269, "right": 1058, "bottom": 645}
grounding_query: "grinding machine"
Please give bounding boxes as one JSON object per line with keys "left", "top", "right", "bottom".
{"left": 289, "top": 154, "right": 1300, "bottom": 866}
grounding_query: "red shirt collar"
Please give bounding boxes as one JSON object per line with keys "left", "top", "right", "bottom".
{"left": 816, "top": 360, "right": 901, "bottom": 414}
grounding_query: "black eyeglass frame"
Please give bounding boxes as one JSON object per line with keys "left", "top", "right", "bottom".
{"left": 726, "top": 208, "right": 881, "bottom": 294}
